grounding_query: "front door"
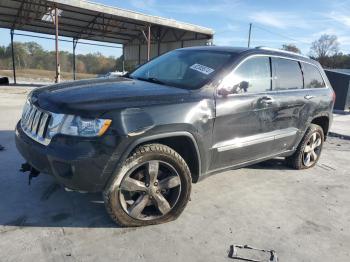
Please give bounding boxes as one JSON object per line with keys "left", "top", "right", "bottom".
{"left": 210, "top": 55, "right": 278, "bottom": 171}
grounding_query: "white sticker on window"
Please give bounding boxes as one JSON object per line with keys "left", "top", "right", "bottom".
{"left": 190, "top": 63, "right": 215, "bottom": 75}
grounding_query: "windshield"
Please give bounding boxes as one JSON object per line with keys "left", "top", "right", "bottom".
{"left": 129, "top": 50, "right": 234, "bottom": 90}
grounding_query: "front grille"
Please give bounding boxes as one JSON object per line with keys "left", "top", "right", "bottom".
{"left": 21, "top": 102, "right": 51, "bottom": 145}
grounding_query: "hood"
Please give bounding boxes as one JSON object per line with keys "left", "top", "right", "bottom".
{"left": 32, "top": 77, "right": 191, "bottom": 116}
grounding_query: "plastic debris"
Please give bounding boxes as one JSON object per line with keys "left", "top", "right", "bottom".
{"left": 228, "top": 244, "right": 278, "bottom": 262}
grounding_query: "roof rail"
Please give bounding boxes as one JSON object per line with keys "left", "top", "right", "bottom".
{"left": 255, "top": 46, "right": 309, "bottom": 58}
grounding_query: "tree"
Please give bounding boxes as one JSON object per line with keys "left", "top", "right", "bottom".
{"left": 0, "top": 41, "right": 119, "bottom": 74}
{"left": 281, "top": 44, "right": 301, "bottom": 54}
{"left": 0, "top": 45, "right": 5, "bottom": 57}
{"left": 26, "top": 42, "right": 44, "bottom": 56}
{"left": 310, "top": 34, "right": 339, "bottom": 59}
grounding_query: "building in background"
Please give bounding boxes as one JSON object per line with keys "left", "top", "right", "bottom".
{"left": 0, "top": 0, "right": 214, "bottom": 83}
{"left": 325, "top": 69, "right": 350, "bottom": 111}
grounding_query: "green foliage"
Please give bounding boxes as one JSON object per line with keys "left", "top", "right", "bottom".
{"left": 311, "top": 53, "right": 350, "bottom": 69}
{"left": 309, "top": 34, "right": 343, "bottom": 68}
{"left": 281, "top": 44, "right": 301, "bottom": 54}
{"left": 0, "top": 41, "right": 120, "bottom": 74}
{"left": 310, "top": 34, "right": 339, "bottom": 59}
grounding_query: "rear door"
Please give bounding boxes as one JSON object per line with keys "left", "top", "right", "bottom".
{"left": 210, "top": 55, "right": 278, "bottom": 171}
{"left": 300, "top": 61, "right": 331, "bottom": 126}
{"left": 269, "top": 57, "right": 308, "bottom": 153}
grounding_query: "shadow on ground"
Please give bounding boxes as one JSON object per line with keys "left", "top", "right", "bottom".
{"left": 0, "top": 130, "right": 118, "bottom": 229}
{"left": 0, "top": 129, "right": 292, "bottom": 230}
{"left": 248, "top": 158, "right": 292, "bottom": 170}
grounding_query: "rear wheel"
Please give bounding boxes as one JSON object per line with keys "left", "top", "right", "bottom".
{"left": 286, "top": 124, "right": 324, "bottom": 169}
{"left": 103, "top": 144, "right": 192, "bottom": 226}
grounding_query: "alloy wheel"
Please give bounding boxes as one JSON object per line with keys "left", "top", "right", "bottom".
{"left": 303, "top": 132, "right": 322, "bottom": 167}
{"left": 119, "top": 160, "right": 182, "bottom": 221}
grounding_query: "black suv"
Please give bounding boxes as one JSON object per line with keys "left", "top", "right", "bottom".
{"left": 15, "top": 46, "right": 335, "bottom": 226}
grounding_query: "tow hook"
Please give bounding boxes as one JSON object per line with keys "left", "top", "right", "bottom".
{"left": 20, "top": 162, "right": 40, "bottom": 185}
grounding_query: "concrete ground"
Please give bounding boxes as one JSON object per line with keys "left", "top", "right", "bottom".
{"left": 1, "top": 87, "right": 350, "bottom": 262}
{"left": 331, "top": 113, "right": 350, "bottom": 139}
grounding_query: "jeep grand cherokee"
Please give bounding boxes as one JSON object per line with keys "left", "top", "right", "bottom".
{"left": 15, "top": 46, "right": 335, "bottom": 226}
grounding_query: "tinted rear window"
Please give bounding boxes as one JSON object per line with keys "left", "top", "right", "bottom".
{"left": 272, "top": 58, "right": 303, "bottom": 90}
{"left": 302, "top": 63, "right": 326, "bottom": 88}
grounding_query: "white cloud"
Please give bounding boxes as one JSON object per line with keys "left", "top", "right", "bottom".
{"left": 326, "top": 11, "right": 350, "bottom": 27}
{"left": 127, "top": 0, "right": 350, "bottom": 53}
{"left": 249, "top": 11, "right": 310, "bottom": 29}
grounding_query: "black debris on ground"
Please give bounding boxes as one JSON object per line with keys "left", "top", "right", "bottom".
{"left": 0, "top": 77, "right": 9, "bottom": 85}
{"left": 228, "top": 244, "right": 278, "bottom": 262}
{"left": 0, "top": 144, "right": 4, "bottom": 151}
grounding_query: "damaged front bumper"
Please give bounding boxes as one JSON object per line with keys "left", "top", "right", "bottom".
{"left": 15, "top": 121, "right": 116, "bottom": 192}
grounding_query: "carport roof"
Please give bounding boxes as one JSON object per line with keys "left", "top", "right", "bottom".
{"left": 0, "top": 0, "right": 214, "bottom": 45}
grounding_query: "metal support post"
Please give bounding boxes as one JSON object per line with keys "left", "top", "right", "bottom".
{"left": 147, "top": 25, "right": 151, "bottom": 61}
{"left": 72, "top": 38, "right": 78, "bottom": 80}
{"left": 55, "top": 7, "right": 60, "bottom": 83}
{"left": 248, "top": 23, "right": 252, "bottom": 48}
{"left": 10, "top": 29, "right": 16, "bottom": 84}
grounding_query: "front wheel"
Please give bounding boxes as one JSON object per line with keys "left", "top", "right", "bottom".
{"left": 286, "top": 124, "right": 324, "bottom": 169}
{"left": 103, "top": 144, "right": 192, "bottom": 226}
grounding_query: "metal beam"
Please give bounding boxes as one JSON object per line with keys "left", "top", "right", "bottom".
{"left": 13, "top": 32, "right": 123, "bottom": 48}
{"left": 0, "top": 4, "right": 143, "bottom": 34}
{"left": 157, "top": 27, "right": 161, "bottom": 56}
{"left": 10, "top": 29, "right": 16, "bottom": 84}
{"left": 72, "top": 38, "right": 78, "bottom": 80}
{"left": 76, "top": 13, "right": 100, "bottom": 40}
{"left": 138, "top": 44, "right": 141, "bottom": 65}
{"left": 0, "top": 14, "right": 134, "bottom": 41}
{"left": 54, "top": 7, "right": 60, "bottom": 83}
{"left": 11, "top": 0, "right": 25, "bottom": 29}
{"left": 248, "top": 23, "right": 252, "bottom": 48}
{"left": 147, "top": 24, "right": 151, "bottom": 61}
{"left": 0, "top": 19, "right": 131, "bottom": 46}
{"left": 1, "top": 0, "right": 214, "bottom": 47}
{"left": 9, "top": 0, "right": 148, "bottom": 27}
{"left": 122, "top": 44, "right": 125, "bottom": 72}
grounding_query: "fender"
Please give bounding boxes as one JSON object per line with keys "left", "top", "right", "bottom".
{"left": 307, "top": 112, "right": 331, "bottom": 132}
{"left": 104, "top": 131, "right": 202, "bottom": 189}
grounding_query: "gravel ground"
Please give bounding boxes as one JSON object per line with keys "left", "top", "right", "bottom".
{"left": 0, "top": 88, "right": 349, "bottom": 262}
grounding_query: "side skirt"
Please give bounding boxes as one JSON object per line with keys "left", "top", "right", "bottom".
{"left": 197, "top": 149, "right": 295, "bottom": 182}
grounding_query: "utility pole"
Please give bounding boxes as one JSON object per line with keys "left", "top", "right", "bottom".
{"left": 248, "top": 23, "right": 252, "bottom": 48}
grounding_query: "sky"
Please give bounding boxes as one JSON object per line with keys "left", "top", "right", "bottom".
{"left": 1, "top": 0, "right": 350, "bottom": 57}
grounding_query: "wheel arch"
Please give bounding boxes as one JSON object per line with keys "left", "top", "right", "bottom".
{"left": 311, "top": 115, "right": 330, "bottom": 140}
{"left": 120, "top": 132, "right": 202, "bottom": 183}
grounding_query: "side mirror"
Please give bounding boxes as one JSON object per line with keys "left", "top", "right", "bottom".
{"left": 218, "top": 80, "right": 249, "bottom": 97}
{"left": 239, "top": 81, "right": 249, "bottom": 92}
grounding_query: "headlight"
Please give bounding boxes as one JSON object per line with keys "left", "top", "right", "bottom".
{"left": 48, "top": 114, "right": 112, "bottom": 138}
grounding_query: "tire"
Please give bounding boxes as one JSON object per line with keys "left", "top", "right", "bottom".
{"left": 103, "top": 143, "right": 192, "bottom": 227}
{"left": 286, "top": 124, "right": 324, "bottom": 169}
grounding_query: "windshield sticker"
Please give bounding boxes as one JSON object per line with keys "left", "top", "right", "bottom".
{"left": 190, "top": 64, "right": 215, "bottom": 75}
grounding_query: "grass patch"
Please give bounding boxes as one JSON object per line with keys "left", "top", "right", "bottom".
{"left": 0, "top": 69, "right": 97, "bottom": 82}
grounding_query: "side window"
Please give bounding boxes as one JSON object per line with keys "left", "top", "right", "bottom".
{"left": 219, "top": 56, "right": 271, "bottom": 95}
{"left": 272, "top": 58, "right": 303, "bottom": 90}
{"left": 302, "top": 63, "right": 326, "bottom": 88}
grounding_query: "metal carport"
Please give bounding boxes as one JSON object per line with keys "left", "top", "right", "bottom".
{"left": 0, "top": 0, "right": 214, "bottom": 83}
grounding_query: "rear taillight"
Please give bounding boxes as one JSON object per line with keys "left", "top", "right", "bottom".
{"left": 332, "top": 90, "right": 336, "bottom": 102}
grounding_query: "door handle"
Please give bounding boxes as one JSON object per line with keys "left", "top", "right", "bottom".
{"left": 260, "top": 96, "right": 275, "bottom": 105}
{"left": 304, "top": 95, "right": 315, "bottom": 100}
